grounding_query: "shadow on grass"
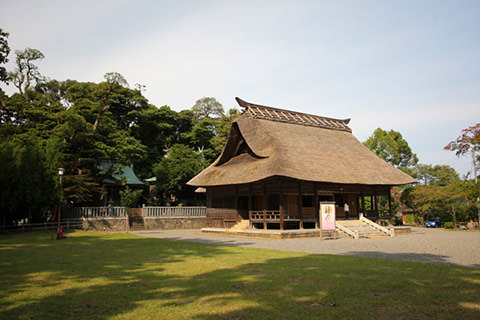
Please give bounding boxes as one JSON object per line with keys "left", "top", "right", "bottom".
{"left": 1, "top": 231, "right": 479, "bottom": 320}
{"left": 344, "top": 251, "right": 457, "bottom": 267}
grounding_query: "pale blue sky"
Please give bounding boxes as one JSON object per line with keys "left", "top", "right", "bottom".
{"left": 1, "top": 0, "right": 479, "bottom": 175}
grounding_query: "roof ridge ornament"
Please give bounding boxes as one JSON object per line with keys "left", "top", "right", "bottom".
{"left": 235, "top": 97, "right": 351, "bottom": 132}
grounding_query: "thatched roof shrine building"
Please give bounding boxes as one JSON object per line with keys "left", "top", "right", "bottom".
{"left": 188, "top": 98, "right": 415, "bottom": 230}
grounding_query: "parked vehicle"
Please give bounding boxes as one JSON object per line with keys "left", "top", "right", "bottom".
{"left": 426, "top": 217, "right": 443, "bottom": 228}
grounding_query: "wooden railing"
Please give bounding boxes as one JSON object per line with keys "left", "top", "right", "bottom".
{"left": 249, "top": 210, "right": 302, "bottom": 222}
{"left": 361, "top": 216, "right": 394, "bottom": 237}
{"left": 336, "top": 223, "right": 359, "bottom": 239}
{"left": 250, "top": 210, "right": 281, "bottom": 222}
{"left": 362, "top": 208, "right": 391, "bottom": 220}
{"left": 143, "top": 207, "right": 206, "bottom": 217}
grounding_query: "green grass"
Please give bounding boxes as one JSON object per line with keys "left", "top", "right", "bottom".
{"left": 1, "top": 231, "right": 479, "bottom": 320}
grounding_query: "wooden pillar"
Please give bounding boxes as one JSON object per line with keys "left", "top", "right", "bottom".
{"left": 298, "top": 181, "right": 303, "bottom": 229}
{"left": 360, "top": 187, "right": 365, "bottom": 218}
{"left": 263, "top": 182, "right": 267, "bottom": 230}
{"left": 373, "top": 187, "right": 378, "bottom": 217}
{"left": 314, "top": 182, "right": 319, "bottom": 229}
{"left": 248, "top": 184, "right": 252, "bottom": 229}
{"left": 387, "top": 186, "right": 392, "bottom": 217}
{"left": 234, "top": 185, "right": 239, "bottom": 222}
{"left": 279, "top": 180, "right": 284, "bottom": 230}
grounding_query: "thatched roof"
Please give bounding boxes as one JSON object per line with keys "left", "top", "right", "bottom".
{"left": 188, "top": 98, "right": 415, "bottom": 187}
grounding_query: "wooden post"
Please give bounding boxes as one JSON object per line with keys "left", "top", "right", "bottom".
{"left": 298, "top": 181, "right": 303, "bottom": 229}
{"left": 279, "top": 180, "right": 284, "bottom": 230}
{"left": 248, "top": 184, "right": 252, "bottom": 229}
{"left": 373, "top": 187, "right": 378, "bottom": 218}
{"left": 234, "top": 185, "right": 239, "bottom": 223}
{"left": 387, "top": 186, "right": 392, "bottom": 218}
{"left": 360, "top": 190, "right": 365, "bottom": 218}
{"left": 263, "top": 182, "right": 267, "bottom": 230}
{"left": 314, "top": 182, "right": 319, "bottom": 229}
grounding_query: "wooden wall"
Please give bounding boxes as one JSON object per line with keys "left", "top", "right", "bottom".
{"left": 204, "top": 176, "right": 392, "bottom": 228}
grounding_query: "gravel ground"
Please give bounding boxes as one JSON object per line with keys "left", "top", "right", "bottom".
{"left": 132, "top": 228, "right": 480, "bottom": 269}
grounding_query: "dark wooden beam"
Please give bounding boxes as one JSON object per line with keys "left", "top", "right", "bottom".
{"left": 279, "top": 180, "right": 284, "bottom": 230}
{"left": 234, "top": 185, "right": 239, "bottom": 223}
{"left": 248, "top": 184, "right": 252, "bottom": 229}
{"left": 263, "top": 182, "right": 267, "bottom": 230}
{"left": 298, "top": 181, "right": 303, "bottom": 229}
{"left": 388, "top": 186, "right": 392, "bottom": 217}
{"left": 314, "top": 182, "right": 319, "bottom": 229}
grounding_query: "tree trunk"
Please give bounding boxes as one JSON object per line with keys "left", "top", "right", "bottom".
{"left": 473, "top": 151, "right": 480, "bottom": 229}
{"left": 92, "top": 104, "right": 110, "bottom": 132}
{"left": 451, "top": 205, "right": 457, "bottom": 229}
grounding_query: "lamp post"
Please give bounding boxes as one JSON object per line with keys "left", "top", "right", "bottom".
{"left": 57, "top": 168, "right": 64, "bottom": 239}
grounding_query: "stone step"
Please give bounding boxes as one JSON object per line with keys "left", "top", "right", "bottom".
{"left": 336, "top": 219, "right": 390, "bottom": 239}
{"left": 230, "top": 219, "right": 250, "bottom": 231}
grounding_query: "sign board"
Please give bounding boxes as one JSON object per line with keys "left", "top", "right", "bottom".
{"left": 320, "top": 202, "right": 336, "bottom": 231}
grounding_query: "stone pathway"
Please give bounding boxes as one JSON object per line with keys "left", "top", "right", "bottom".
{"left": 132, "top": 228, "right": 480, "bottom": 269}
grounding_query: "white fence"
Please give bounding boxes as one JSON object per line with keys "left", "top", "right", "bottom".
{"left": 63, "top": 206, "right": 206, "bottom": 218}
{"left": 143, "top": 207, "right": 206, "bottom": 217}
{"left": 63, "top": 207, "right": 127, "bottom": 218}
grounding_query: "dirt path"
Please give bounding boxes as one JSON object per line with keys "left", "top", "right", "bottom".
{"left": 133, "top": 228, "right": 480, "bottom": 268}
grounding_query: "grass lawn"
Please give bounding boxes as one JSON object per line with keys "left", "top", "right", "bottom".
{"left": 1, "top": 231, "right": 479, "bottom": 320}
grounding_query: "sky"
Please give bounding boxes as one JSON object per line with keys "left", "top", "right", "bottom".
{"left": 1, "top": 0, "right": 479, "bottom": 176}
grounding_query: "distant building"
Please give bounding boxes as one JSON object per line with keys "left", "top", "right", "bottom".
{"left": 99, "top": 161, "right": 143, "bottom": 206}
{"left": 188, "top": 98, "right": 415, "bottom": 229}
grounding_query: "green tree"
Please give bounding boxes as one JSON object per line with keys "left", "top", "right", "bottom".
{"left": 0, "top": 27, "right": 10, "bottom": 84}
{"left": 211, "top": 108, "right": 240, "bottom": 156}
{"left": 405, "top": 182, "right": 469, "bottom": 228}
{"left": 0, "top": 141, "right": 17, "bottom": 228}
{"left": 120, "top": 186, "right": 143, "bottom": 210}
{"left": 153, "top": 144, "right": 208, "bottom": 205}
{"left": 191, "top": 97, "right": 224, "bottom": 123}
{"left": 445, "top": 123, "right": 480, "bottom": 224}
{"left": 364, "top": 128, "right": 418, "bottom": 168}
{"left": 8, "top": 48, "right": 45, "bottom": 99}
{"left": 0, "top": 136, "right": 57, "bottom": 225}
{"left": 411, "top": 164, "right": 459, "bottom": 186}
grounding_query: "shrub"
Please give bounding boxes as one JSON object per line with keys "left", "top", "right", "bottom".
{"left": 444, "top": 221, "right": 454, "bottom": 229}
{"left": 392, "top": 216, "right": 403, "bottom": 226}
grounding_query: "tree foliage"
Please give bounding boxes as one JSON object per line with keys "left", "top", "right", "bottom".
{"left": 9, "top": 48, "right": 45, "bottom": 98}
{"left": 364, "top": 128, "right": 418, "bottom": 168}
{"left": 0, "top": 38, "right": 235, "bottom": 224}
{"left": 444, "top": 122, "right": 480, "bottom": 224}
{"left": 120, "top": 186, "right": 143, "bottom": 210}
{"left": 191, "top": 97, "right": 224, "bottom": 122}
{"left": 153, "top": 144, "right": 209, "bottom": 205}
{"left": 0, "top": 27, "right": 10, "bottom": 84}
{"left": 410, "top": 164, "right": 459, "bottom": 186}
{"left": 444, "top": 123, "right": 480, "bottom": 158}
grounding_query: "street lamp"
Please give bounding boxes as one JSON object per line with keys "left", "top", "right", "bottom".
{"left": 57, "top": 168, "right": 64, "bottom": 239}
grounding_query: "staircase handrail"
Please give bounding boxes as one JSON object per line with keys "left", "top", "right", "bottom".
{"left": 335, "top": 223, "right": 359, "bottom": 239}
{"left": 360, "top": 216, "right": 394, "bottom": 237}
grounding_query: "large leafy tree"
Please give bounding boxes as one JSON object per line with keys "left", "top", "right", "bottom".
{"left": 8, "top": 48, "right": 45, "bottom": 99}
{"left": 364, "top": 128, "right": 418, "bottom": 168}
{"left": 403, "top": 180, "right": 472, "bottom": 228}
{"left": 211, "top": 108, "right": 240, "bottom": 155}
{"left": 0, "top": 136, "right": 57, "bottom": 226}
{"left": 0, "top": 32, "right": 241, "bottom": 218}
{"left": 153, "top": 144, "right": 209, "bottom": 205}
{"left": 191, "top": 97, "right": 224, "bottom": 123}
{"left": 411, "top": 164, "right": 459, "bottom": 186}
{"left": 0, "top": 27, "right": 10, "bottom": 84}
{"left": 445, "top": 123, "right": 480, "bottom": 224}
